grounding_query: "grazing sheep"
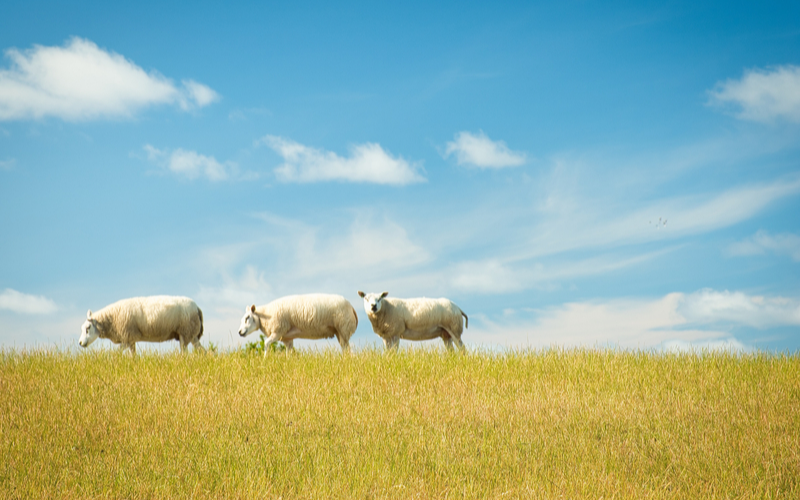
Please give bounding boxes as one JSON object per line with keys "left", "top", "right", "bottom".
{"left": 238, "top": 294, "right": 358, "bottom": 354}
{"left": 79, "top": 296, "right": 205, "bottom": 354}
{"left": 357, "top": 291, "right": 468, "bottom": 351}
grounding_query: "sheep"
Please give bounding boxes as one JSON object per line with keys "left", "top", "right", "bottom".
{"left": 238, "top": 293, "right": 358, "bottom": 354}
{"left": 357, "top": 291, "right": 468, "bottom": 351}
{"left": 79, "top": 295, "right": 205, "bottom": 354}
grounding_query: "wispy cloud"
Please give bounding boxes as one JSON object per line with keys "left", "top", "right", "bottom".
{"left": 708, "top": 65, "right": 800, "bottom": 122}
{"left": 0, "top": 288, "right": 58, "bottom": 314}
{"left": 443, "top": 130, "right": 526, "bottom": 168}
{"left": 316, "top": 217, "right": 431, "bottom": 279}
{"left": 729, "top": 230, "right": 800, "bottom": 261}
{"left": 0, "top": 158, "right": 14, "bottom": 170}
{"left": 679, "top": 288, "right": 800, "bottom": 329}
{"left": 445, "top": 250, "right": 669, "bottom": 295}
{"left": 469, "top": 288, "right": 797, "bottom": 350}
{"left": 144, "top": 145, "right": 233, "bottom": 181}
{"left": 193, "top": 212, "right": 432, "bottom": 302}
{"left": 180, "top": 79, "right": 218, "bottom": 108}
{"left": 260, "top": 135, "right": 425, "bottom": 185}
{"left": 509, "top": 175, "right": 800, "bottom": 262}
{"left": 249, "top": 213, "right": 429, "bottom": 281}
{"left": 197, "top": 265, "right": 274, "bottom": 314}
{"left": 0, "top": 37, "right": 218, "bottom": 121}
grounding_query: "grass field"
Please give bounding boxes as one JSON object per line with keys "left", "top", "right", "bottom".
{"left": 1, "top": 348, "right": 798, "bottom": 499}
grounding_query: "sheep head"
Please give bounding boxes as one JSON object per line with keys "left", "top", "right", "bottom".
{"left": 357, "top": 291, "right": 388, "bottom": 314}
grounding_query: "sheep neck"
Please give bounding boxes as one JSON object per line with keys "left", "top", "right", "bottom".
{"left": 94, "top": 315, "right": 116, "bottom": 341}
{"left": 367, "top": 304, "right": 391, "bottom": 333}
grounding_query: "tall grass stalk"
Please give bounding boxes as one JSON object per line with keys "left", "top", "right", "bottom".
{"left": 1, "top": 348, "right": 798, "bottom": 498}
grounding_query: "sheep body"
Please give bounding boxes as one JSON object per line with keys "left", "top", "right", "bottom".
{"left": 239, "top": 294, "right": 358, "bottom": 353}
{"left": 358, "top": 291, "right": 467, "bottom": 351}
{"left": 79, "top": 295, "right": 204, "bottom": 354}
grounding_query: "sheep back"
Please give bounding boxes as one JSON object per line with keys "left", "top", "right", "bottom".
{"left": 257, "top": 294, "right": 357, "bottom": 339}
{"left": 94, "top": 296, "right": 203, "bottom": 345}
{"left": 372, "top": 297, "right": 465, "bottom": 337}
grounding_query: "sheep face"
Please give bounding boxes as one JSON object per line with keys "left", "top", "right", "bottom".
{"left": 358, "top": 291, "right": 389, "bottom": 315}
{"left": 238, "top": 305, "right": 260, "bottom": 337}
{"left": 79, "top": 310, "right": 99, "bottom": 348}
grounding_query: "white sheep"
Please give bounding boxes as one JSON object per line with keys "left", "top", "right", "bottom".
{"left": 357, "top": 291, "right": 468, "bottom": 351}
{"left": 238, "top": 293, "right": 358, "bottom": 354}
{"left": 79, "top": 296, "right": 205, "bottom": 354}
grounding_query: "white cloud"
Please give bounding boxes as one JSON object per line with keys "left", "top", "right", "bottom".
{"left": 660, "top": 338, "right": 752, "bottom": 353}
{"left": 0, "top": 37, "right": 218, "bottom": 121}
{"left": 444, "top": 130, "right": 526, "bottom": 168}
{"left": 0, "top": 313, "right": 84, "bottom": 347}
{"left": 729, "top": 230, "right": 800, "bottom": 261}
{"left": 180, "top": 79, "right": 218, "bottom": 109}
{"left": 261, "top": 135, "right": 425, "bottom": 185}
{"left": 708, "top": 65, "right": 800, "bottom": 122}
{"left": 679, "top": 289, "right": 800, "bottom": 329}
{"left": 144, "top": 145, "right": 232, "bottom": 181}
{"left": 0, "top": 158, "right": 14, "bottom": 170}
{"left": 0, "top": 288, "right": 58, "bottom": 314}
{"left": 471, "top": 293, "right": 726, "bottom": 349}
{"left": 469, "top": 288, "right": 797, "bottom": 350}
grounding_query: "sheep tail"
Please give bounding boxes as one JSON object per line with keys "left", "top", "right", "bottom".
{"left": 461, "top": 310, "right": 468, "bottom": 329}
{"left": 197, "top": 307, "right": 204, "bottom": 339}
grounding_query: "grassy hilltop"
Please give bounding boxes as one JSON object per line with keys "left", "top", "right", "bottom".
{"left": 1, "top": 349, "right": 798, "bottom": 499}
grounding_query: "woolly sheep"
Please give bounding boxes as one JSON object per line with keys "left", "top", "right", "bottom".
{"left": 238, "top": 293, "right": 358, "bottom": 354}
{"left": 357, "top": 291, "right": 468, "bottom": 351}
{"left": 79, "top": 295, "right": 205, "bottom": 354}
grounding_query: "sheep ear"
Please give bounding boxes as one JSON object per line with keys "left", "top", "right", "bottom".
{"left": 357, "top": 291, "right": 365, "bottom": 298}
{"left": 87, "top": 310, "right": 93, "bottom": 320}
{"left": 380, "top": 291, "right": 388, "bottom": 299}
{"left": 250, "top": 304, "right": 256, "bottom": 313}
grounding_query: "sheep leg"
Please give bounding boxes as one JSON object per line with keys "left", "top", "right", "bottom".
{"left": 443, "top": 329, "right": 465, "bottom": 352}
{"left": 263, "top": 332, "right": 282, "bottom": 357}
{"left": 283, "top": 339, "right": 295, "bottom": 352}
{"left": 443, "top": 336, "right": 454, "bottom": 351}
{"left": 179, "top": 337, "right": 189, "bottom": 353}
{"left": 452, "top": 335, "right": 465, "bottom": 352}
{"left": 383, "top": 336, "right": 400, "bottom": 352}
{"left": 335, "top": 331, "right": 351, "bottom": 353}
{"left": 126, "top": 342, "right": 136, "bottom": 355}
{"left": 191, "top": 338, "right": 206, "bottom": 353}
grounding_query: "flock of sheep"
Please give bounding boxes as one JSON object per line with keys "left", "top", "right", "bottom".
{"left": 78, "top": 292, "right": 468, "bottom": 354}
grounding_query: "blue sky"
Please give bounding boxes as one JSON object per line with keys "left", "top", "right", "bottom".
{"left": 1, "top": 1, "right": 799, "bottom": 352}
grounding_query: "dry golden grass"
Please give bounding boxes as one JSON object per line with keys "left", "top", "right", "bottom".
{"left": 1, "top": 348, "right": 798, "bottom": 499}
